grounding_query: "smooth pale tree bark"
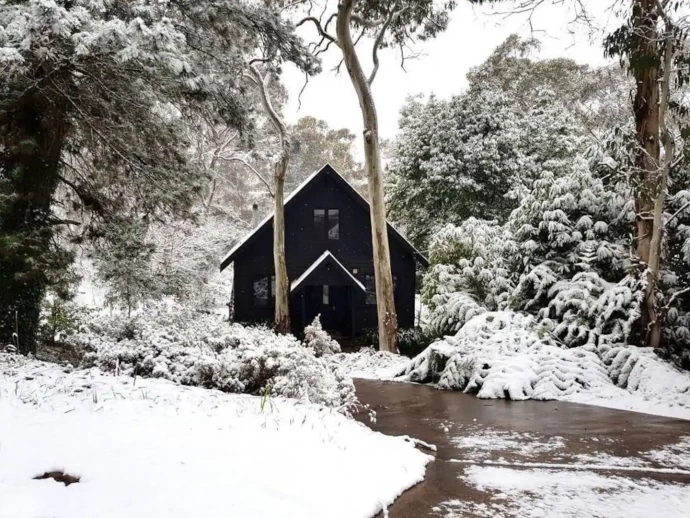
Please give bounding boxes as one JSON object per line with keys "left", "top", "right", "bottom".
{"left": 646, "top": 30, "right": 675, "bottom": 348}
{"left": 248, "top": 64, "right": 291, "bottom": 334}
{"left": 630, "top": 0, "right": 678, "bottom": 348}
{"left": 336, "top": 0, "right": 398, "bottom": 353}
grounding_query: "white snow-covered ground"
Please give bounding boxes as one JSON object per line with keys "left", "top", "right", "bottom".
{"left": 0, "top": 354, "right": 432, "bottom": 518}
{"left": 329, "top": 348, "right": 410, "bottom": 380}
{"left": 434, "top": 426, "right": 690, "bottom": 517}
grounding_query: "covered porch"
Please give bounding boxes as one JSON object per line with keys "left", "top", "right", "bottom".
{"left": 290, "top": 251, "right": 366, "bottom": 337}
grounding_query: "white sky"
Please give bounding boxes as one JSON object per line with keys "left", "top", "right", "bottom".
{"left": 282, "top": 1, "right": 619, "bottom": 150}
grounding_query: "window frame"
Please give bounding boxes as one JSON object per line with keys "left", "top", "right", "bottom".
{"left": 313, "top": 207, "right": 340, "bottom": 240}
{"left": 364, "top": 274, "right": 398, "bottom": 305}
{"left": 313, "top": 208, "right": 326, "bottom": 238}
{"left": 327, "top": 208, "right": 340, "bottom": 241}
{"left": 252, "top": 274, "right": 275, "bottom": 308}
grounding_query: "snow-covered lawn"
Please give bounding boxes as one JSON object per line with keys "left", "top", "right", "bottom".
{"left": 0, "top": 354, "right": 432, "bottom": 518}
{"left": 329, "top": 348, "right": 410, "bottom": 380}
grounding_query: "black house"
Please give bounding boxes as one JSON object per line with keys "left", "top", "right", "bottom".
{"left": 220, "top": 164, "right": 428, "bottom": 337}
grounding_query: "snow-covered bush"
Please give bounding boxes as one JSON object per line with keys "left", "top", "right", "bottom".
{"left": 425, "top": 292, "right": 486, "bottom": 338}
{"left": 397, "top": 311, "right": 611, "bottom": 400}
{"left": 303, "top": 316, "right": 341, "bottom": 357}
{"left": 73, "top": 302, "right": 356, "bottom": 410}
{"left": 421, "top": 156, "right": 643, "bottom": 350}
{"left": 328, "top": 347, "right": 411, "bottom": 380}
{"left": 538, "top": 272, "right": 643, "bottom": 348}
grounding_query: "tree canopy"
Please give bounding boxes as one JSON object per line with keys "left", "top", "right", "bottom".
{"left": 0, "top": 0, "right": 315, "bottom": 352}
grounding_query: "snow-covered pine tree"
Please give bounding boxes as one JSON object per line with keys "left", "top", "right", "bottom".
{"left": 0, "top": 0, "right": 316, "bottom": 353}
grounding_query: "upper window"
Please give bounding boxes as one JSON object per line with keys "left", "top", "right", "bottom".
{"left": 314, "top": 208, "right": 340, "bottom": 240}
{"left": 327, "top": 209, "right": 340, "bottom": 240}
{"left": 314, "top": 209, "right": 325, "bottom": 236}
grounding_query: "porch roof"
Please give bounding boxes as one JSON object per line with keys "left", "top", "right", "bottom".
{"left": 290, "top": 251, "right": 366, "bottom": 293}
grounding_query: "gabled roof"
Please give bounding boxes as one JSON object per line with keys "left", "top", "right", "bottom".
{"left": 220, "top": 163, "right": 428, "bottom": 271}
{"left": 290, "top": 251, "right": 366, "bottom": 293}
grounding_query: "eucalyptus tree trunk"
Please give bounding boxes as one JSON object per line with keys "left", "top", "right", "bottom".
{"left": 631, "top": 0, "right": 667, "bottom": 348}
{"left": 272, "top": 151, "right": 291, "bottom": 333}
{"left": 249, "top": 65, "right": 290, "bottom": 333}
{"left": 336, "top": 0, "right": 398, "bottom": 353}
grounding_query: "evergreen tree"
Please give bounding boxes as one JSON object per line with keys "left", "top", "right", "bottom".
{"left": 0, "top": 0, "right": 315, "bottom": 352}
{"left": 388, "top": 88, "right": 582, "bottom": 249}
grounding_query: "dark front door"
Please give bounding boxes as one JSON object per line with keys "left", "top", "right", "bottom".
{"left": 303, "top": 285, "right": 350, "bottom": 334}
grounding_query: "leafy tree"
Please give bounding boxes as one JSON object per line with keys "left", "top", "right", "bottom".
{"left": 466, "top": 34, "right": 632, "bottom": 131}
{"left": 92, "top": 222, "right": 160, "bottom": 317}
{"left": 0, "top": 0, "right": 314, "bottom": 353}
{"left": 388, "top": 87, "right": 583, "bottom": 249}
{"left": 288, "top": 116, "right": 363, "bottom": 190}
{"left": 603, "top": 0, "right": 690, "bottom": 347}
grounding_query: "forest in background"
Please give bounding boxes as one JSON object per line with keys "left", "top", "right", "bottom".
{"left": 1, "top": 0, "right": 689, "bottom": 368}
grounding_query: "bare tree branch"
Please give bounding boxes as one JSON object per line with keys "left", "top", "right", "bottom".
{"left": 369, "top": 5, "right": 407, "bottom": 85}
{"left": 297, "top": 16, "right": 338, "bottom": 45}
{"left": 220, "top": 156, "right": 274, "bottom": 198}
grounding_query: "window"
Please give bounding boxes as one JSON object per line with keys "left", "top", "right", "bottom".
{"left": 314, "top": 208, "right": 340, "bottom": 240}
{"left": 253, "top": 277, "right": 269, "bottom": 307}
{"left": 253, "top": 275, "right": 275, "bottom": 307}
{"left": 322, "top": 285, "right": 329, "bottom": 305}
{"left": 365, "top": 275, "right": 376, "bottom": 305}
{"left": 314, "top": 209, "right": 325, "bottom": 236}
{"left": 327, "top": 209, "right": 340, "bottom": 240}
{"left": 365, "top": 274, "right": 397, "bottom": 305}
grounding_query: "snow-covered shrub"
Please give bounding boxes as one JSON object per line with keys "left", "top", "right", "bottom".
{"left": 601, "top": 345, "right": 690, "bottom": 405}
{"left": 73, "top": 302, "right": 356, "bottom": 410}
{"left": 303, "top": 316, "right": 341, "bottom": 357}
{"left": 421, "top": 157, "right": 642, "bottom": 351}
{"left": 425, "top": 292, "right": 486, "bottom": 337}
{"left": 328, "top": 347, "right": 411, "bottom": 380}
{"left": 422, "top": 219, "right": 514, "bottom": 310}
{"left": 538, "top": 272, "right": 643, "bottom": 348}
{"left": 397, "top": 311, "right": 611, "bottom": 400}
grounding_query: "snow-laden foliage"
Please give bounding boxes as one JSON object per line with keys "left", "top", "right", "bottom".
{"left": 398, "top": 311, "right": 611, "bottom": 400}
{"left": 328, "top": 348, "right": 410, "bottom": 380}
{"left": 602, "top": 345, "right": 690, "bottom": 400}
{"left": 387, "top": 88, "right": 583, "bottom": 248}
{"left": 422, "top": 155, "right": 643, "bottom": 349}
{"left": 425, "top": 291, "right": 487, "bottom": 338}
{"left": 0, "top": 0, "right": 317, "bottom": 351}
{"left": 71, "top": 303, "right": 356, "bottom": 410}
{"left": 422, "top": 218, "right": 513, "bottom": 335}
{"left": 538, "top": 273, "right": 643, "bottom": 348}
{"left": 396, "top": 311, "right": 690, "bottom": 411}
{"left": 304, "top": 316, "right": 341, "bottom": 357}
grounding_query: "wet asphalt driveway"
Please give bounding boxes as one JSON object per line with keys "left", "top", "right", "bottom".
{"left": 353, "top": 379, "right": 690, "bottom": 518}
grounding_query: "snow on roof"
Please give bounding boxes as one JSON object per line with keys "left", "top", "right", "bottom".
{"left": 220, "top": 163, "right": 428, "bottom": 271}
{"left": 291, "top": 251, "right": 366, "bottom": 293}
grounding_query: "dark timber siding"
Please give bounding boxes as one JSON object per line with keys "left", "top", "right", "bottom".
{"left": 230, "top": 167, "right": 420, "bottom": 335}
